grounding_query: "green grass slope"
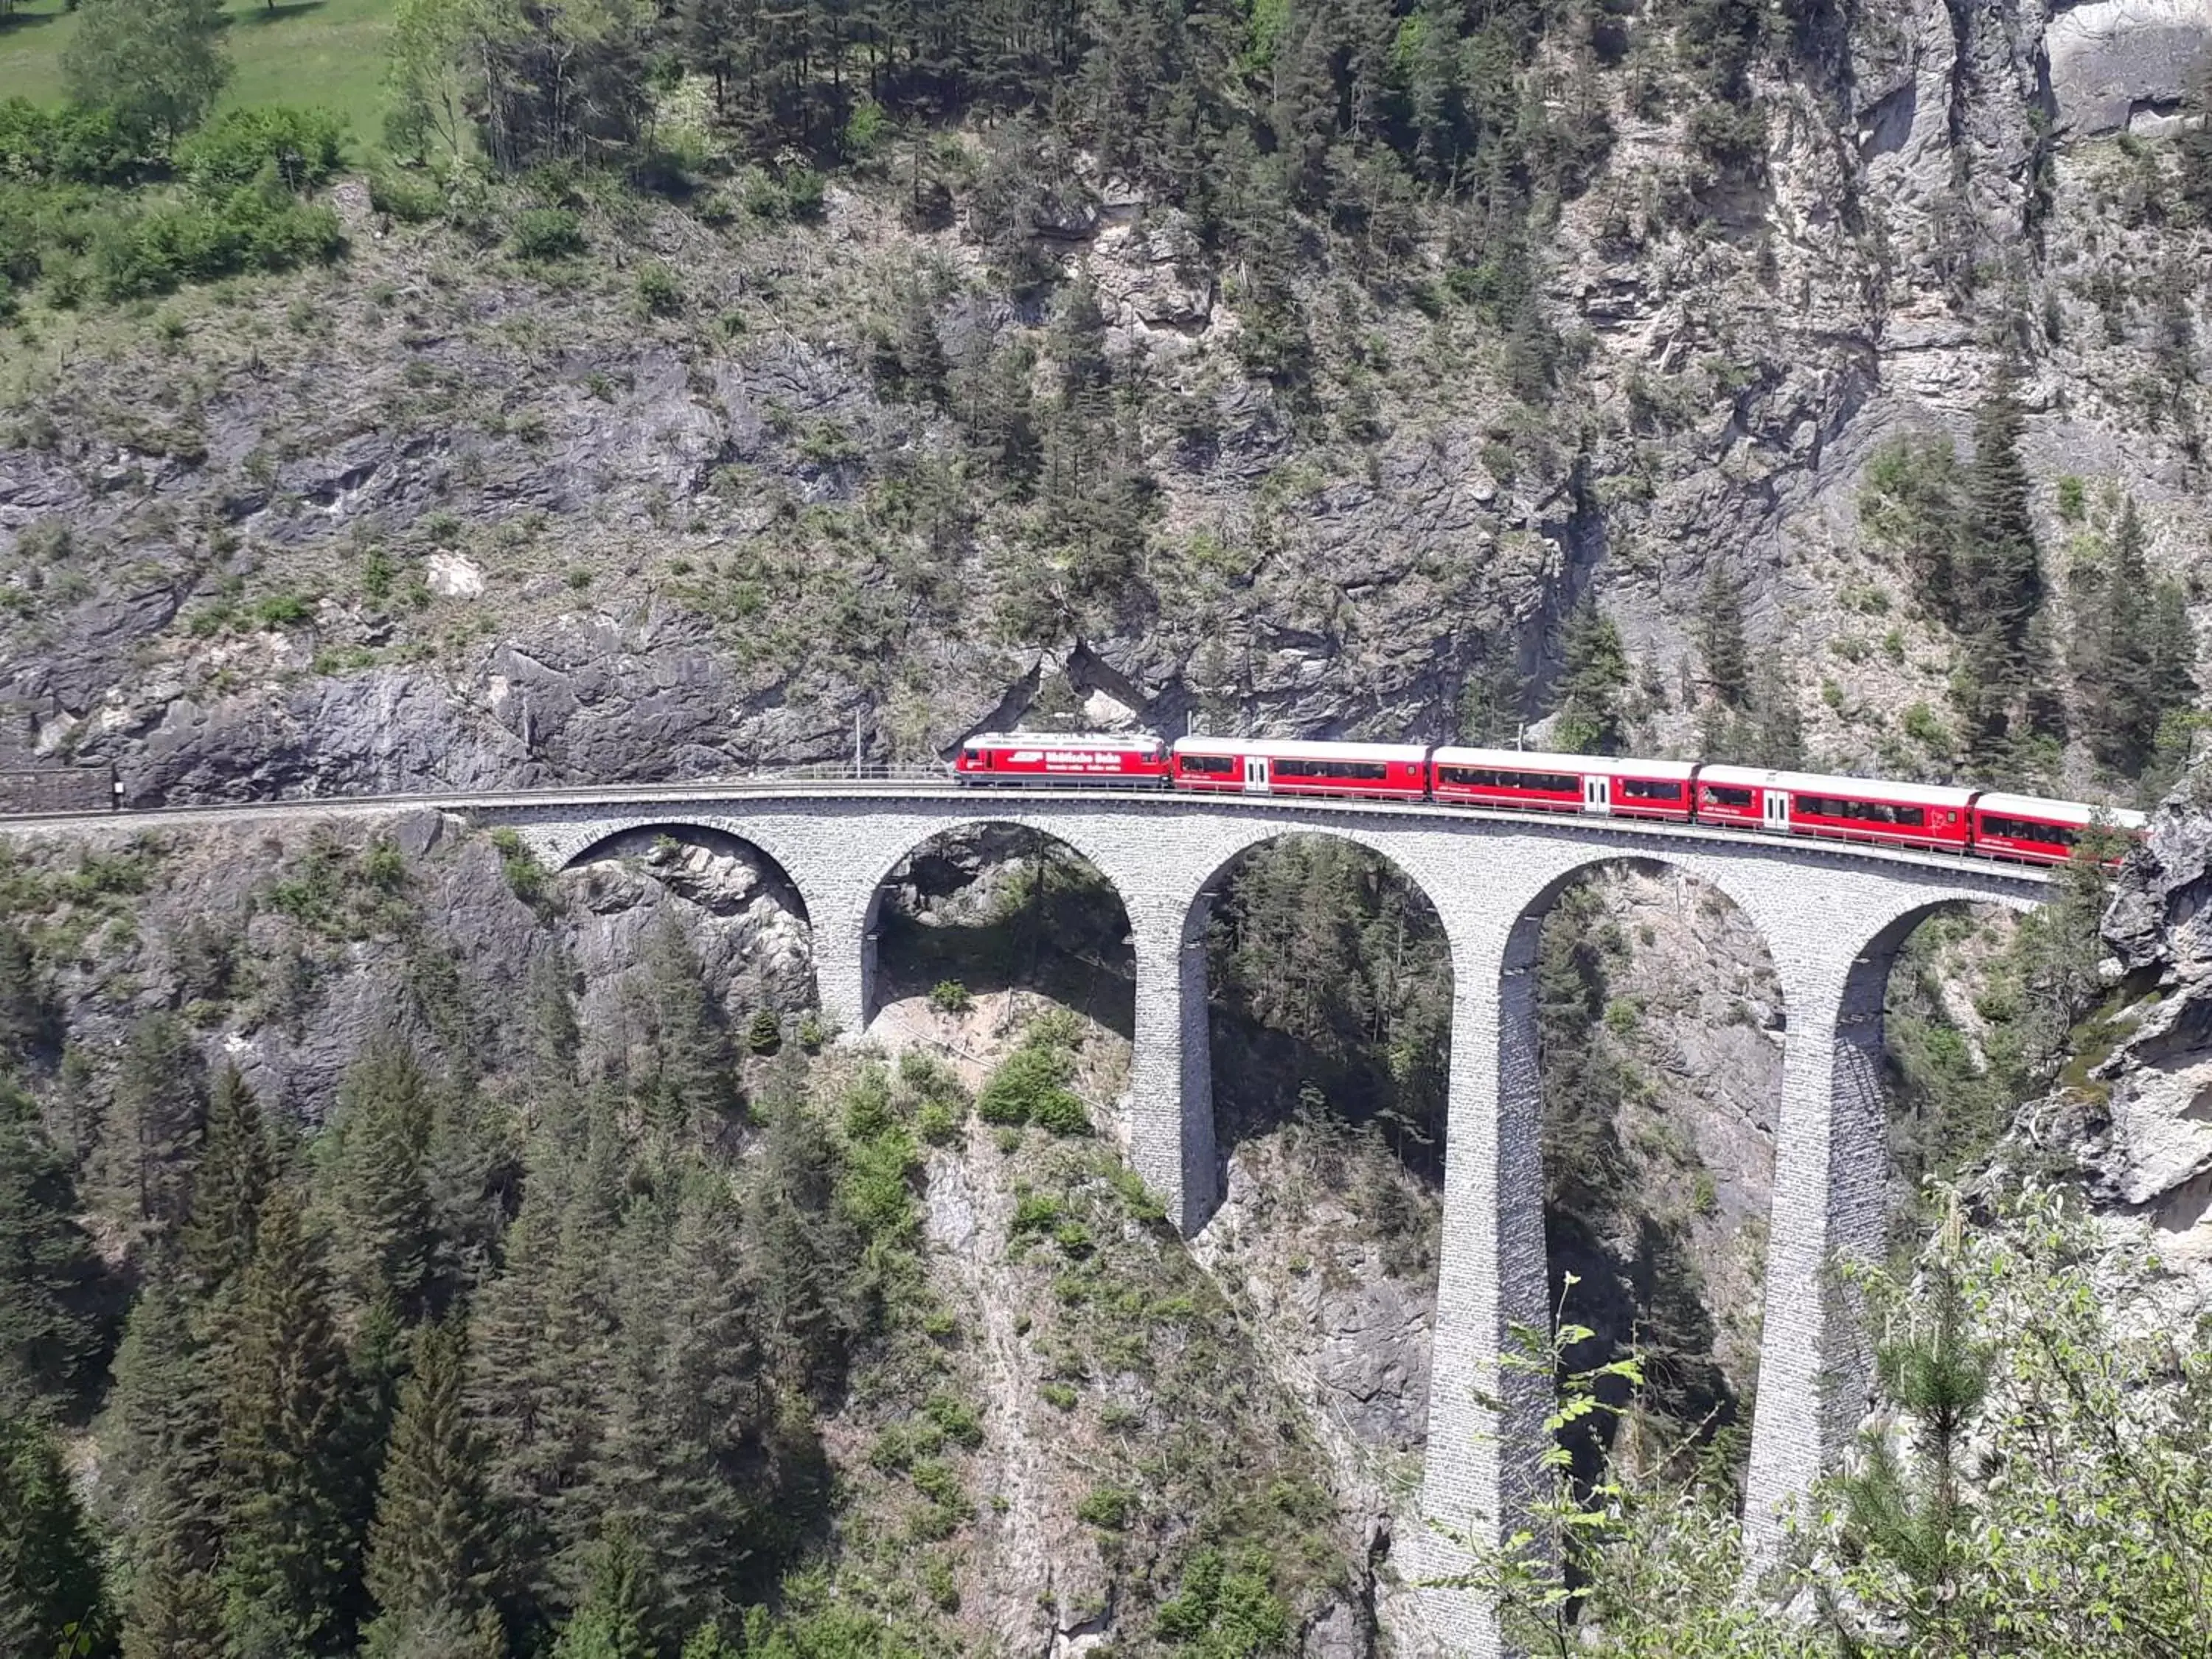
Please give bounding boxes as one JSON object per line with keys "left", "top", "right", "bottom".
{"left": 0, "top": 0, "right": 395, "bottom": 139}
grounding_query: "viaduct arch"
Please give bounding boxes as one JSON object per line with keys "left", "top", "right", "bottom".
{"left": 1, "top": 786, "right": 2033, "bottom": 1658}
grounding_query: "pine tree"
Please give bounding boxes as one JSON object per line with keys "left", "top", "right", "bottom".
{"left": 92, "top": 1014, "right": 204, "bottom": 1237}
{"left": 321, "top": 1036, "right": 437, "bottom": 1318}
{"left": 0, "top": 1413, "right": 113, "bottom": 1658}
{"left": 215, "top": 1187, "right": 358, "bottom": 1658}
{"left": 1551, "top": 597, "right": 1630, "bottom": 754}
{"left": 177, "top": 1065, "right": 272, "bottom": 1297}
{"left": 1955, "top": 378, "right": 2048, "bottom": 763}
{"left": 550, "top": 1523, "right": 658, "bottom": 1659}
{"left": 1695, "top": 563, "right": 1750, "bottom": 709}
{"left": 0, "top": 1076, "right": 105, "bottom": 1414}
{"left": 119, "top": 1521, "right": 226, "bottom": 1659}
{"left": 599, "top": 1172, "right": 766, "bottom": 1634}
{"left": 628, "top": 917, "right": 734, "bottom": 1143}
{"left": 470, "top": 1105, "right": 625, "bottom": 1620}
{"left": 101, "top": 1276, "right": 221, "bottom": 1587}
{"left": 363, "top": 1318, "right": 504, "bottom": 1658}
{"left": 0, "top": 921, "right": 53, "bottom": 1060}
{"left": 1832, "top": 1206, "right": 1992, "bottom": 1652}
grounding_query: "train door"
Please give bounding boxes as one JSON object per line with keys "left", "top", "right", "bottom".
{"left": 1761, "top": 787, "right": 1790, "bottom": 832}
{"left": 1243, "top": 754, "right": 1270, "bottom": 795}
{"left": 1581, "top": 774, "right": 1611, "bottom": 815}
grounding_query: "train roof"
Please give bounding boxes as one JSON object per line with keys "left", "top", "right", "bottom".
{"left": 1974, "top": 791, "right": 2148, "bottom": 830}
{"left": 964, "top": 731, "right": 1164, "bottom": 751}
{"left": 1430, "top": 747, "right": 1700, "bottom": 780}
{"left": 1172, "top": 737, "right": 1431, "bottom": 763}
{"left": 1697, "top": 765, "right": 1978, "bottom": 810}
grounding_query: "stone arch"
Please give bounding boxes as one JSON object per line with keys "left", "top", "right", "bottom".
{"left": 1171, "top": 821, "right": 1468, "bottom": 1224}
{"left": 554, "top": 820, "right": 822, "bottom": 1016}
{"left": 1500, "top": 854, "right": 1788, "bottom": 1486}
{"left": 856, "top": 816, "right": 1142, "bottom": 1034}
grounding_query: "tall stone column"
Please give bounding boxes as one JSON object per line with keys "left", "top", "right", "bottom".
{"left": 1413, "top": 907, "right": 1553, "bottom": 1659}
{"left": 806, "top": 879, "right": 880, "bottom": 1040}
{"left": 1742, "top": 951, "right": 1890, "bottom": 1557}
{"left": 1125, "top": 901, "right": 1216, "bottom": 1236}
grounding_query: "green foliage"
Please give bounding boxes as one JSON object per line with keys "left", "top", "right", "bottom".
{"left": 1074, "top": 1484, "right": 1135, "bottom": 1531}
{"left": 0, "top": 1413, "right": 114, "bottom": 1658}
{"left": 91, "top": 1012, "right": 204, "bottom": 1237}
{"left": 1154, "top": 1547, "right": 1292, "bottom": 1655}
{"left": 362, "top": 1318, "right": 504, "bottom": 1657}
{"left": 1455, "top": 1186, "right": 2212, "bottom": 1658}
{"left": 635, "top": 261, "right": 682, "bottom": 317}
{"left": 976, "top": 1045, "right": 1073, "bottom": 1127}
{"left": 1553, "top": 597, "right": 1630, "bottom": 754}
{"left": 2069, "top": 498, "right": 2198, "bottom": 777}
{"left": 176, "top": 1064, "right": 272, "bottom": 1295}
{"left": 510, "top": 206, "right": 586, "bottom": 261}
{"left": 175, "top": 106, "right": 347, "bottom": 193}
{"left": 490, "top": 826, "right": 548, "bottom": 905}
{"left": 215, "top": 1186, "right": 357, "bottom": 1658}
{"left": 1695, "top": 565, "right": 1749, "bottom": 710}
{"left": 62, "top": 0, "right": 231, "bottom": 146}
{"left": 0, "top": 1076, "right": 105, "bottom": 1416}
{"left": 926, "top": 979, "right": 972, "bottom": 1015}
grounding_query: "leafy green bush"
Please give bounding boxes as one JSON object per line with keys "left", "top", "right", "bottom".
{"left": 509, "top": 206, "right": 585, "bottom": 260}
{"left": 1075, "top": 1484, "right": 1135, "bottom": 1529}
{"left": 635, "top": 261, "right": 681, "bottom": 316}
{"left": 0, "top": 100, "right": 137, "bottom": 186}
{"left": 366, "top": 167, "right": 442, "bottom": 225}
{"left": 927, "top": 979, "right": 973, "bottom": 1015}
{"left": 88, "top": 189, "right": 342, "bottom": 300}
{"left": 976, "top": 1046, "right": 1071, "bottom": 1126}
{"left": 745, "top": 1009, "right": 782, "bottom": 1055}
{"left": 1030, "top": 1087, "right": 1089, "bottom": 1136}
{"left": 176, "top": 108, "right": 345, "bottom": 195}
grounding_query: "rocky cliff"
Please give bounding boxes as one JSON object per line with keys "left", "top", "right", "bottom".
{"left": 1, "top": 1, "right": 2208, "bottom": 800}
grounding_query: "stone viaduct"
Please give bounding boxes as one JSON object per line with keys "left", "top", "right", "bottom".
{"left": 456, "top": 783, "right": 2048, "bottom": 1659}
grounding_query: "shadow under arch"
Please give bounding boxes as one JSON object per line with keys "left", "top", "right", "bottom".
{"left": 860, "top": 820, "right": 1138, "bottom": 1037}
{"left": 1194, "top": 828, "right": 1456, "bottom": 1183}
{"left": 557, "top": 820, "right": 819, "bottom": 1001}
{"left": 1501, "top": 853, "right": 1788, "bottom": 1488}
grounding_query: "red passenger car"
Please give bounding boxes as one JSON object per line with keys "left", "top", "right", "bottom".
{"left": 1170, "top": 738, "right": 1430, "bottom": 799}
{"left": 953, "top": 732, "right": 1170, "bottom": 786}
{"left": 1694, "top": 766, "right": 1975, "bottom": 852}
{"left": 1970, "top": 792, "right": 2146, "bottom": 865}
{"left": 1430, "top": 749, "right": 1697, "bottom": 821}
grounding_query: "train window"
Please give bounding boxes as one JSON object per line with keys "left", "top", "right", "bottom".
{"left": 1617, "top": 779, "right": 1683, "bottom": 801}
{"left": 1798, "top": 795, "right": 1927, "bottom": 828}
{"left": 1180, "top": 754, "right": 1237, "bottom": 776}
{"left": 1981, "top": 815, "right": 2077, "bottom": 846}
{"left": 1702, "top": 785, "right": 1755, "bottom": 807}
{"left": 1439, "top": 766, "right": 1577, "bottom": 793}
{"left": 1276, "top": 758, "right": 1390, "bottom": 781}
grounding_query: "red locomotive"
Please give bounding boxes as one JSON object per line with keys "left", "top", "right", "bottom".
{"left": 951, "top": 732, "right": 2145, "bottom": 865}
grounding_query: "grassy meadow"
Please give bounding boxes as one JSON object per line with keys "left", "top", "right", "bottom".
{"left": 0, "top": 0, "right": 398, "bottom": 141}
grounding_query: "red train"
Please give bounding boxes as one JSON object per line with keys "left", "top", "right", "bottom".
{"left": 952, "top": 734, "right": 2146, "bottom": 866}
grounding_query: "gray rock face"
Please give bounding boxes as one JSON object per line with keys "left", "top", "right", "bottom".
{"left": 2048, "top": 0, "right": 2212, "bottom": 135}
{"left": 2081, "top": 794, "right": 2212, "bottom": 1273}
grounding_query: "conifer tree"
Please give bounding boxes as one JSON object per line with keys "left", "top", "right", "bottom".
{"left": 629, "top": 917, "right": 734, "bottom": 1143}
{"left": 177, "top": 1065, "right": 272, "bottom": 1297}
{"left": 1831, "top": 1206, "right": 1992, "bottom": 1652}
{"left": 1551, "top": 597, "right": 1630, "bottom": 754}
{"left": 101, "top": 1276, "right": 220, "bottom": 1574}
{"left": 363, "top": 1318, "right": 504, "bottom": 1659}
{"left": 92, "top": 1015, "right": 204, "bottom": 1237}
{"left": 1695, "top": 563, "right": 1750, "bottom": 709}
{"left": 0, "top": 1413, "right": 113, "bottom": 1658}
{"left": 0, "top": 1075, "right": 104, "bottom": 1413}
{"left": 119, "top": 1520, "right": 226, "bottom": 1659}
{"left": 0, "top": 921, "right": 53, "bottom": 1060}
{"left": 322, "top": 1037, "right": 437, "bottom": 1318}
{"left": 215, "top": 1187, "right": 357, "bottom": 1657}
{"left": 550, "top": 1523, "right": 658, "bottom": 1659}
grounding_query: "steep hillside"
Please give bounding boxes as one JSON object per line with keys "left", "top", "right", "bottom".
{"left": 0, "top": 0, "right": 2207, "bottom": 802}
